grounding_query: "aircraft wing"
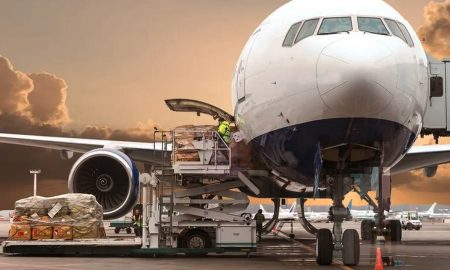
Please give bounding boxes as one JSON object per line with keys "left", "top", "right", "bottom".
{"left": 0, "top": 133, "right": 172, "bottom": 164}
{"left": 391, "top": 144, "right": 450, "bottom": 174}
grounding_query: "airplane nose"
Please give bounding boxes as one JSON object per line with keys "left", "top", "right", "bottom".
{"left": 316, "top": 35, "right": 396, "bottom": 116}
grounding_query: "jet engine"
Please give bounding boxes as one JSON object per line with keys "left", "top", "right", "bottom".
{"left": 423, "top": 165, "right": 438, "bottom": 178}
{"left": 68, "top": 149, "right": 140, "bottom": 219}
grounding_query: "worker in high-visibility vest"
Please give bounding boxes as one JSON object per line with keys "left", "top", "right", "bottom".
{"left": 132, "top": 209, "right": 143, "bottom": 236}
{"left": 217, "top": 118, "right": 231, "bottom": 144}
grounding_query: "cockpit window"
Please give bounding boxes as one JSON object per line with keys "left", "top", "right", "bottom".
{"left": 397, "top": 22, "right": 414, "bottom": 47}
{"left": 318, "top": 17, "right": 352, "bottom": 35}
{"left": 384, "top": 19, "right": 410, "bottom": 46}
{"left": 357, "top": 17, "right": 389, "bottom": 35}
{"left": 295, "top": 19, "right": 319, "bottom": 43}
{"left": 283, "top": 22, "right": 302, "bottom": 47}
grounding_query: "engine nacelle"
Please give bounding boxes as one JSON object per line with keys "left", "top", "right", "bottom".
{"left": 68, "top": 149, "right": 140, "bottom": 220}
{"left": 423, "top": 165, "right": 438, "bottom": 178}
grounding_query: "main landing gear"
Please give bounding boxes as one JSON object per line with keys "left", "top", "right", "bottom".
{"left": 357, "top": 171, "right": 402, "bottom": 243}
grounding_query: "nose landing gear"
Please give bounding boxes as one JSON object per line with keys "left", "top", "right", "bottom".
{"left": 315, "top": 167, "right": 401, "bottom": 266}
{"left": 316, "top": 175, "right": 360, "bottom": 266}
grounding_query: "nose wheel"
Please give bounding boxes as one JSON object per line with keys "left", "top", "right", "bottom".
{"left": 316, "top": 228, "right": 360, "bottom": 266}
{"left": 316, "top": 229, "right": 333, "bottom": 265}
{"left": 315, "top": 175, "right": 360, "bottom": 266}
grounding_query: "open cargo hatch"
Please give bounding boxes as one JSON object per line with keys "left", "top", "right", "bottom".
{"left": 165, "top": 99, "right": 235, "bottom": 123}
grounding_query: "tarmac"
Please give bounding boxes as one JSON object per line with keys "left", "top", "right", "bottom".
{"left": 0, "top": 220, "right": 449, "bottom": 269}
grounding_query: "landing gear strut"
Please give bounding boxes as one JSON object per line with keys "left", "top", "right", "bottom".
{"left": 298, "top": 198, "right": 318, "bottom": 235}
{"left": 316, "top": 175, "right": 360, "bottom": 266}
{"left": 353, "top": 168, "right": 402, "bottom": 243}
{"left": 375, "top": 170, "right": 402, "bottom": 242}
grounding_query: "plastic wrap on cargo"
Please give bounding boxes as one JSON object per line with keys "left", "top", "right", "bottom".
{"left": 53, "top": 225, "right": 73, "bottom": 240}
{"left": 9, "top": 193, "right": 105, "bottom": 240}
{"left": 174, "top": 125, "right": 216, "bottom": 162}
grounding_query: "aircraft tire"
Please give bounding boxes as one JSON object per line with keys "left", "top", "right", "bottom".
{"left": 316, "top": 228, "right": 333, "bottom": 265}
{"left": 360, "top": 220, "right": 374, "bottom": 241}
{"left": 343, "top": 229, "right": 360, "bottom": 266}
{"left": 385, "top": 220, "right": 402, "bottom": 242}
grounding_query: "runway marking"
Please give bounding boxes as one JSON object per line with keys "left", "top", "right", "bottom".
{"left": 395, "top": 254, "right": 427, "bottom": 258}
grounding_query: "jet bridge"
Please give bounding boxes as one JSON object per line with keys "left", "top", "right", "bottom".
{"left": 422, "top": 57, "right": 450, "bottom": 142}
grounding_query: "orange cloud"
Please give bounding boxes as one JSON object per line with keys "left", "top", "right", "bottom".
{"left": 0, "top": 55, "right": 163, "bottom": 208}
{"left": 417, "top": 0, "right": 450, "bottom": 59}
{"left": 0, "top": 55, "right": 33, "bottom": 116}
{"left": 28, "top": 72, "right": 70, "bottom": 126}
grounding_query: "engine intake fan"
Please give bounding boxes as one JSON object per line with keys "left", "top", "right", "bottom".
{"left": 68, "top": 149, "right": 140, "bottom": 219}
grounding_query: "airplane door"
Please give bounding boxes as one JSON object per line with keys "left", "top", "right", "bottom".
{"left": 423, "top": 61, "right": 446, "bottom": 129}
{"left": 236, "top": 29, "right": 261, "bottom": 101}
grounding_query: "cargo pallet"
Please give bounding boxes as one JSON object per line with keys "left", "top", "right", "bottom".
{"left": 2, "top": 238, "right": 256, "bottom": 256}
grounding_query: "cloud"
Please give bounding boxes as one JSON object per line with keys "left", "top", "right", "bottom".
{"left": 0, "top": 55, "right": 161, "bottom": 209}
{"left": 108, "top": 120, "right": 159, "bottom": 141}
{"left": 417, "top": 0, "right": 450, "bottom": 59}
{"left": 27, "top": 72, "right": 70, "bottom": 126}
{"left": 0, "top": 55, "right": 33, "bottom": 116}
{"left": 79, "top": 119, "right": 159, "bottom": 141}
{"left": 0, "top": 55, "right": 71, "bottom": 127}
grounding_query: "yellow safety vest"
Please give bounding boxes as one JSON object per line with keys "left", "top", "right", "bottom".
{"left": 218, "top": 121, "right": 231, "bottom": 143}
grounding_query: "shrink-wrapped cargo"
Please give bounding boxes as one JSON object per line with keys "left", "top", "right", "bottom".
{"left": 174, "top": 125, "right": 218, "bottom": 162}
{"left": 9, "top": 193, "right": 105, "bottom": 241}
{"left": 53, "top": 225, "right": 73, "bottom": 240}
{"left": 73, "top": 221, "right": 102, "bottom": 239}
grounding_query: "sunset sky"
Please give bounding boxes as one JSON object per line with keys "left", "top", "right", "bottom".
{"left": 0, "top": 0, "right": 449, "bottom": 208}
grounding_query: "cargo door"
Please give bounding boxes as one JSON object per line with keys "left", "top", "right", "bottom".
{"left": 423, "top": 60, "right": 446, "bottom": 129}
{"left": 165, "top": 99, "right": 234, "bottom": 122}
{"left": 236, "top": 29, "right": 261, "bottom": 102}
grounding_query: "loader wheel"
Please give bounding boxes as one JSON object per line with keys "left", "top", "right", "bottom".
{"left": 184, "top": 229, "right": 211, "bottom": 257}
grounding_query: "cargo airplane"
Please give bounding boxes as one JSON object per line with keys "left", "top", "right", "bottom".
{"left": 0, "top": 0, "right": 449, "bottom": 266}
{"left": 419, "top": 203, "right": 450, "bottom": 221}
{"left": 257, "top": 202, "right": 298, "bottom": 221}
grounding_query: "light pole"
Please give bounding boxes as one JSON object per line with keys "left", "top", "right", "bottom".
{"left": 29, "top": 169, "right": 41, "bottom": 196}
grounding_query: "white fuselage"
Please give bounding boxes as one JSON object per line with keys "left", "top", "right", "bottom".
{"left": 304, "top": 211, "right": 329, "bottom": 223}
{"left": 351, "top": 209, "right": 376, "bottom": 221}
{"left": 231, "top": 0, "right": 428, "bottom": 185}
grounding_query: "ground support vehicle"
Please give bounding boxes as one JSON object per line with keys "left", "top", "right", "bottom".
{"left": 2, "top": 128, "right": 257, "bottom": 256}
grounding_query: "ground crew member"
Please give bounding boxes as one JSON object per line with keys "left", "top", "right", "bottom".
{"left": 132, "top": 209, "right": 143, "bottom": 237}
{"left": 217, "top": 118, "right": 231, "bottom": 144}
{"left": 254, "top": 209, "right": 265, "bottom": 242}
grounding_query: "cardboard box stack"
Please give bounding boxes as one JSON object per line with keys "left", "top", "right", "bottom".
{"left": 9, "top": 194, "right": 105, "bottom": 241}
{"left": 174, "top": 125, "right": 218, "bottom": 162}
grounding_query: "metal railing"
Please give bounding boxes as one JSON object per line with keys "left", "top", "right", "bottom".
{"left": 172, "top": 128, "right": 231, "bottom": 168}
